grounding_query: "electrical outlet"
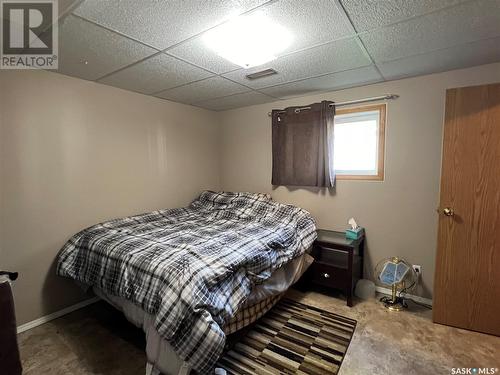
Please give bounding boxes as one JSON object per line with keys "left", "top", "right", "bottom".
{"left": 413, "top": 265, "right": 422, "bottom": 275}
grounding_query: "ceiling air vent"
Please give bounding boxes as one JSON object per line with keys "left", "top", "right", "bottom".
{"left": 245, "top": 68, "right": 278, "bottom": 80}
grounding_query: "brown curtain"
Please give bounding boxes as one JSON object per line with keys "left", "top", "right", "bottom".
{"left": 272, "top": 101, "right": 335, "bottom": 187}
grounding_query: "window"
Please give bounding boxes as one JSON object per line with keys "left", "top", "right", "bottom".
{"left": 330, "top": 104, "right": 386, "bottom": 181}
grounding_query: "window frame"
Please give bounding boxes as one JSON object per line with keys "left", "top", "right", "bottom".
{"left": 333, "top": 103, "right": 386, "bottom": 181}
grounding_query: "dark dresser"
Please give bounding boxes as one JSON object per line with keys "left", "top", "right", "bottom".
{"left": 308, "top": 229, "right": 365, "bottom": 306}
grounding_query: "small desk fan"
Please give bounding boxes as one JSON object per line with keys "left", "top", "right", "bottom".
{"left": 374, "top": 257, "right": 417, "bottom": 311}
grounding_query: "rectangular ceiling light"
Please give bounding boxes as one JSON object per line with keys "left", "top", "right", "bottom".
{"left": 203, "top": 12, "right": 292, "bottom": 69}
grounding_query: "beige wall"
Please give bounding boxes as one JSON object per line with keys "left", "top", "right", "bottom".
{"left": 0, "top": 70, "right": 221, "bottom": 324}
{"left": 3, "top": 63, "right": 500, "bottom": 325}
{"left": 219, "top": 62, "right": 500, "bottom": 299}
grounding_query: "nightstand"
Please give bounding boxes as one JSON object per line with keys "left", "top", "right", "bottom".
{"left": 308, "top": 229, "right": 365, "bottom": 307}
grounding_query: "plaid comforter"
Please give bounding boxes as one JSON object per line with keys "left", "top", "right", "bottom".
{"left": 57, "top": 191, "right": 316, "bottom": 373}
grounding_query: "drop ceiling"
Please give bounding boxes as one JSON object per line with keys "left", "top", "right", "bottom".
{"left": 54, "top": 0, "right": 500, "bottom": 111}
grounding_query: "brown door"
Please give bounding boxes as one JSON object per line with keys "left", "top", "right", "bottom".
{"left": 433, "top": 83, "right": 500, "bottom": 336}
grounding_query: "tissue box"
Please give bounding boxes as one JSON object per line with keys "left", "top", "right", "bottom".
{"left": 346, "top": 227, "right": 364, "bottom": 240}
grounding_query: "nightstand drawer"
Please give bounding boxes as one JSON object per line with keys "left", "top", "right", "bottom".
{"left": 310, "top": 263, "right": 348, "bottom": 289}
{"left": 313, "top": 245, "right": 349, "bottom": 269}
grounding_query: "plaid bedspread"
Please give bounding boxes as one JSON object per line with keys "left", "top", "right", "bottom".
{"left": 56, "top": 191, "right": 316, "bottom": 374}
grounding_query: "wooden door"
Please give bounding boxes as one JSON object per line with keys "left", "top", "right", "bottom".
{"left": 433, "top": 83, "right": 500, "bottom": 336}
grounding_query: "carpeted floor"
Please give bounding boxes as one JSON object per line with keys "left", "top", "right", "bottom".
{"left": 218, "top": 298, "right": 356, "bottom": 374}
{"left": 17, "top": 289, "right": 500, "bottom": 374}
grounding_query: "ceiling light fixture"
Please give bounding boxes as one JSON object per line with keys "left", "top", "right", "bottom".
{"left": 203, "top": 12, "right": 292, "bottom": 69}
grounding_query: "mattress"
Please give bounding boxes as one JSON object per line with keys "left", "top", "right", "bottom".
{"left": 58, "top": 191, "right": 317, "bottom": 372}
{"left": 94, "top": 252, "right": 313, "bottom": 375}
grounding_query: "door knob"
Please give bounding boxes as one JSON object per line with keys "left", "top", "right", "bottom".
{"left": 443, "top": 207, "right": 455, "bottom": 216}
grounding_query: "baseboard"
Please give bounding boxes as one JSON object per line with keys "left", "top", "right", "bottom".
{"left": 375, "top": 286, "right": 433, "bottom": 306}
{"left": 17, "top": 296, "right": 100, "bottom": 334}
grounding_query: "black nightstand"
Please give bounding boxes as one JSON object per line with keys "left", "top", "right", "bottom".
{"left": 307, "top": 229, "right": 365, "bottom": 307}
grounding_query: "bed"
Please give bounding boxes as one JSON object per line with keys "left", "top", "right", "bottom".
{"left": 56, "top": 191, "right": 317, "bottom": 374}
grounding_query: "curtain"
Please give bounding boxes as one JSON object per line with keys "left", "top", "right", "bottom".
{"left": 271, "top": 100, "right": 335, "bottom": 187}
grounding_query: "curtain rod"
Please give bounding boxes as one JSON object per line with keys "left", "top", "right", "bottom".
{"left": 267, "top": 94, "right": 399, "bottom": 116}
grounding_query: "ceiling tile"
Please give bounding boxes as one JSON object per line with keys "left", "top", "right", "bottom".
{"left": 259, "top": 66, "right": 383, "bottom": 99}
{"left": 98, "top": 53, "right": 213, "bottom": 94}
{"left": 258, "top": 0, "right": 355, "bottom": 53}
{"left": 58, "top": 0, "right": 83, "bottom": 17}
{"left": 168, "top": 36, "right": 241, "bottom": 74}
{"left": 361, "top": 0, "right": 500, "bottom": 63}
{"left": 222, "top": 38, "right": 371, "bottom": 89}
{"left": 377, "top": 37, "right": 500, "bottom": 80}
{"left": 57, "top": 15, "right": 157, "bottom": 81}
{"left": 73, "top": 0, "right": 269, "bottom": 50}
{"left": 341, "top": 0, "right": 466, "bottom": 32}
{"left": 195, "top": 91, "right": 275, "bottom": 111}
{"left": 156, "top": 77, "right": 250, "bottom": 104}
{"left": 169, "top": 0, "right": 355, "bottom": 74}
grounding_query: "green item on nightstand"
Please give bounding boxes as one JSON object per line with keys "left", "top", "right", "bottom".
{"left": 346, "top": 227, "right": 364, "bottom": 240}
